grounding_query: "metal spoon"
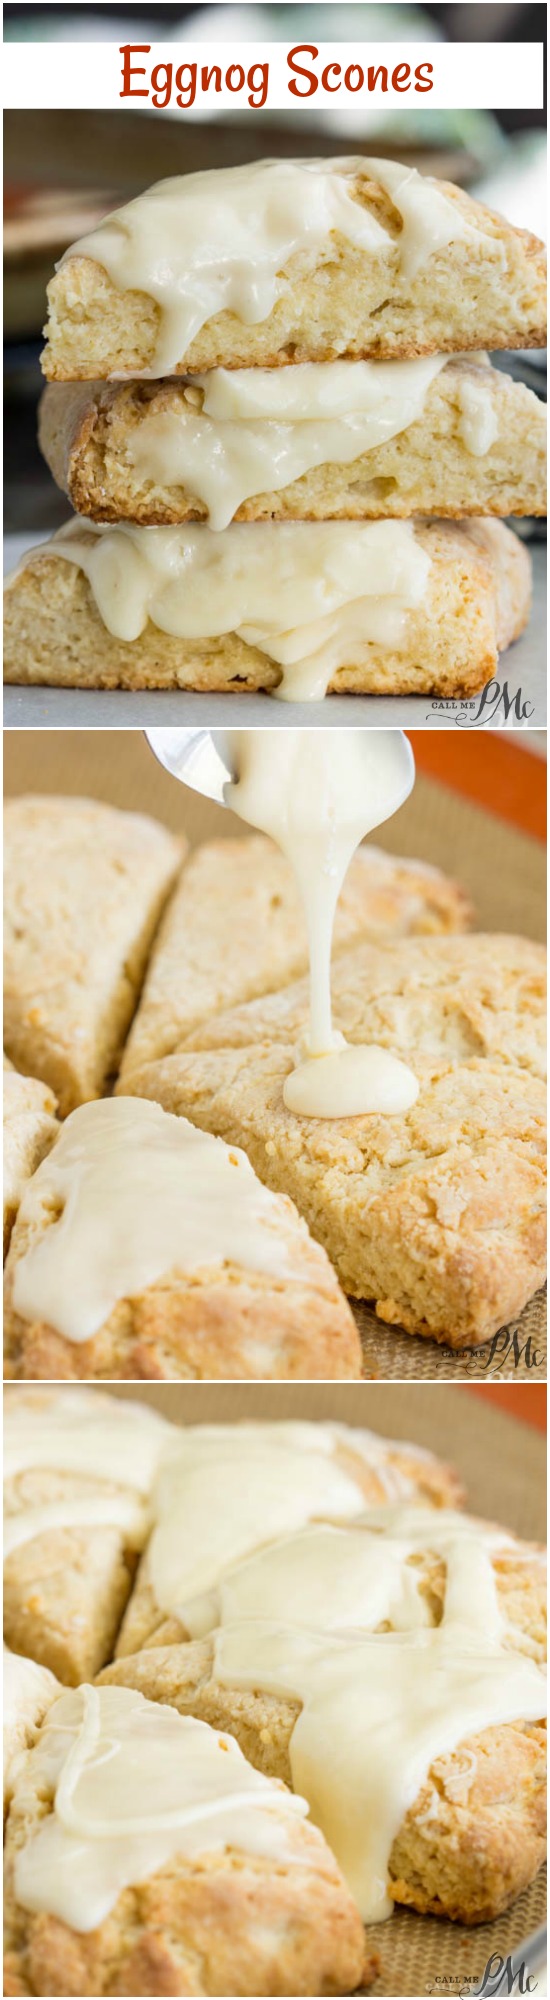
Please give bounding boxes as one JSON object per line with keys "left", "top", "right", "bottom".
{"left": 145, "top": 727, "right": 415, "bottom": 820}
{"left": 145, "top": 728, "right": 235, "bottom": 805}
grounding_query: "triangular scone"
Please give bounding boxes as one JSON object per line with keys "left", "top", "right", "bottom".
{"left": 38, "top": 357, "right": 547, "bottom": 527}
{"left": 3, "top": 1101, "right": 362, "bottom": 1383}
{"left": 99, "top": 1514, "right": 547, "bottom": 1928}
{"left": 119, "top": 838, "right": 471, "bottom": 1087}
{"left": 120, "top": 934, "right": 546, "bottom": 1348}
{"left": 4, "top": 1689, "right": 372, "bottom": 1999}
{"left": 41, "top": 162, "right": 547, "bottom": 378}
{"left": 4, "top": 797, "right": 183, "bottom": 1114}
{"left": 115, "top": 1419, "right": 462, "bottom": 1656}
{"left": 3, "top": 1388, "right": 171, "bottom": 1684}
{"left": 3, "top": 517, "right": 532, "bottom": 697}
{"left": 3, "top": 1061, "right": 59, "bottom": 1256}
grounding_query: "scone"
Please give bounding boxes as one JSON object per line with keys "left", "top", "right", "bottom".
{"left": 3, "top": 1097, "right": 363, "bottom": 1383}
{"left": 3, "top": 1687, "right": 372, "bottom": 1998}
{"left": 120, "top": 932, "right": 547, "bottom": 1348}
{"left": 114, "top": 1419, "right": 462, "bottom": 1657}
{"left": 4, "top": 797, "right": 182, "bottom": 1114}
{"left": 3, "top": 1062, "right": 58, "bottom": 1258}
{"left": 38, "top": 357, "right": 547, "bottom": 529}
{"left": 99, "top": 1507, "right": 547, "bottom": 1928}
{"left": 3, "top": 1647, "right": 59, "bottom": 1814}
{"left": 3, "top": 517, "right": 531, "bottom": 699}
{"left": 41, "top": 159, "right": 547, "bottom": 379}
{"left": 119, "top": 837, "right": 471, "bottom": 1088}
{"left": 3, "top": 1388, "right": 171, "bottom": 1684}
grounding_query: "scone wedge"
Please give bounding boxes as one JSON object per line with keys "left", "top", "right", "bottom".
{"left": 115, "top": 1418, "right": 463, "bottom": 1657}
{"left": 4, "top": 797, "right": 182, "bottom": 1114}
{"left": 119, "top": 836, "right": 471, "bottom": 1088}
{"left": 3, "top": 1099, "right": 363, "bottom": 1383}
{"left": 39, "top": 357, "right": 547, "bottom": 527}
{"left": 3, "top": 1688, "right": 373, "bottom": 1998}
{"left": 41, "top": 161, "right": 547, "bottom": 378}
{"left": 3, "top": 1389, "right": 171, "bottom": 1684}
{"left": 3, "top": 517, "right": 531, "bottom": 697}
{"left": 120, "top": 932, "right": 547, "bottom": 1349}
{"left": 100, "top": 1508, "right": 547, "bottom": 1929}
{"left": 3, "top": 1062, "right": 59, "bottom": 1258}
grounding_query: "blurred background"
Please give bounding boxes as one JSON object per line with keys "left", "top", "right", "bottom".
{"left": 4, "top": 0, "right": 547, "bottom": 536}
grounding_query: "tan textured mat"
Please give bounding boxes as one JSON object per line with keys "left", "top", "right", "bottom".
{"left": 102, "top": 1381, "right": 548, "bottom": 1996}
{"left": 4, "top": 733, "right": 547, "bottom": 1382}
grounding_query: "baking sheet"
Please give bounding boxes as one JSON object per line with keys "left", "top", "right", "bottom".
{"left": 4, "top": 736, "right": 546, "bottom": 1383}
{"left": 101, "top": 1380, "right": 548, "bottom": 1998}
{"left": 3, "top": 535, "right": 547, "bottom": 730}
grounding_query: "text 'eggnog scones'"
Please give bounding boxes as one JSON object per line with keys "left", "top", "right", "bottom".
{"left": 5, "top": 156, "right": 546, "bottom": 700}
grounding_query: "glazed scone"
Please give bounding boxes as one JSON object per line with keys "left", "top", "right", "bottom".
{"left": 3, "top": 1063, "right": 58, "bottom": 1258}
{"left": 119, "top": 838, "right": 471, "bottom": 1088}
{"left": 115, "top": 1419, "right": 463, "bottom": 1657}
{"left": 38, "top": 358, "right": 547, "bottom": 528}
{"left": 99, "top": 1509, "right": 547, "bottom": 1928}
{"left": 41, "top": 160, "right": 547, "bottom": 378}
{"left": 3, "top": 1098, "right": 363, "bottom": 1383}
{"left": 3, "top": 1388, "right": 171, "bottom": 1684}
{"left": 4, "top": 797, "right": 182, "bottom": 1114}
{"left": 3, "top": 517, "right": 531, "bottom": 699}
{"left": 3, "top": 1648, "right": 59, "bottom": 1814}
{"left": 3, "top": 1689, "right": 372, "bottom": 1999}
{"left": 121, "top": 933, "right": 547, "bottom": 1348}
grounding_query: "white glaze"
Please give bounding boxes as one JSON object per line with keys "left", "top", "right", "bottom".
{"left": 60, "top": 157, "right": 479, "bottom": 376}
{"left": 144, "top": 1421, "right": 429, "bottom": 1628}
{"left": 11, "top": 1097, "right": 312, "bottom": 1343}
{"left": 23, "top": 515, "right": 431, "bottom": 703}
{"left": 128, "top": 355, "right": 447, "bottom": 530}
{"left": 220, "top": 729, "right": 418, "bottom": 1116}
{"left": 213, "top": 1507, "right": 546, "bottom": 1922}
{"left": 13, "top": 1686, "right": 309, "bottom": 1932}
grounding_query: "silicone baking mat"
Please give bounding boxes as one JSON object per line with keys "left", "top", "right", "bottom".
{"left": 104, "top": 1381, "right": 547, "bottom": 1999}
{"left": 4, "top": 732, "right": 547, "bottom": 1382}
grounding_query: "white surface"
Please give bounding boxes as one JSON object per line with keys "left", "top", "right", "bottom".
{"left": 3, "top": 39, "right": 543, "bottom": 112}
{"left": 4, "top": 535, "right": 546, "bottom": 731}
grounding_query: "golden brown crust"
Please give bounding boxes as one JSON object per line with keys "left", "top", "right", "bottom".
{"left": 3, "top": 1068, "right": 59, "bottom": 1258}
{"left": 3, "top": 1491, "right": 138, "bottom": 1685}
{"left": 3, "top": 1254, "right": 363, "bottom": 1386}
{"left": 3, "top": 520, "right": 532, "bottom": 697}
{"left": 119, "top": 837, "right": 472, "bottom": 1089}
{"left": 38, "top": 360, "right": 547, "bottom": 526}
{"left": 4, "top": 1744, "right": 372, "bottom": 1997}
{"left": 41, "top": 175, "right": 547, "bottom": 379}
{"left": 3, "top": 798, "right": 183, "bottom": 1115}
{"left": 98, "top": 1532, "right": 547, "bottom": 1928}
{"left": 120, "top": 933, "right": 547, "bottom": 1348}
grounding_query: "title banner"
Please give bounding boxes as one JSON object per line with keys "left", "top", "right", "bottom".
{"left": 3, "top": 40, "right": 544, "bottom": 113}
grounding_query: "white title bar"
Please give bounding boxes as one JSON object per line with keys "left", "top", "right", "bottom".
{"left": 3, "top": 40, "right": 544, "bottom": 113}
